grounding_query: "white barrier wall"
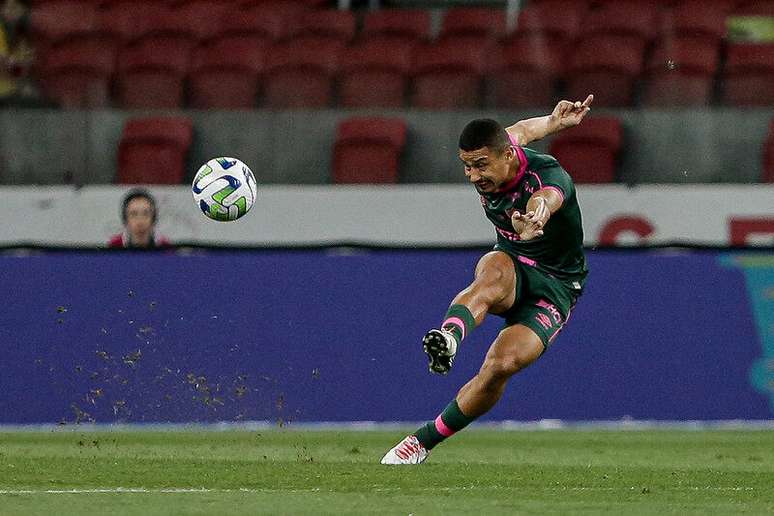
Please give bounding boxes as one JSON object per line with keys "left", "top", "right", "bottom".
{"left": 2, "top": 185, "right": 773, "bottom": 246}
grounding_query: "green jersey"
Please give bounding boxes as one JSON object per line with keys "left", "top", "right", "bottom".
{"left": 481, "top": 145, "right": 587, "bottom": 285}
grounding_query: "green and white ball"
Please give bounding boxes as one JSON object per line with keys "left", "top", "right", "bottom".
{"left": 192, "top": 157, "right": 257, "bottom": 221}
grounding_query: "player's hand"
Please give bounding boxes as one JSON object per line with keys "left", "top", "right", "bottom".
{"left": 551, "top": 94, "right": 593, "bottom": 130}
{"left": 511, "top": 210, "right": 544, "bottom": 241}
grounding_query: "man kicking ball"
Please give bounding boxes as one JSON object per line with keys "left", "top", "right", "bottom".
{"left": 381, "top": 95, "right": 593, "bottom": 465}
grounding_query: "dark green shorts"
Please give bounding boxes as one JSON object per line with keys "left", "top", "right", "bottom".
{"left": 496, "top": 253, "right": 583, "bottom": 350}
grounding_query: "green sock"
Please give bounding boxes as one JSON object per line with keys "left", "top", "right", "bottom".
{"left": 413, "top": 400, "right": 476, "bottom": 450}
{"left": 441, "top": 304, "right": 476, "bottom": 342}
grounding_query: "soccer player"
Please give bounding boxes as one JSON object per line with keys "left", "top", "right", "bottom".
{"left": 381, "top": 95, "right": 593, "bottom": 465}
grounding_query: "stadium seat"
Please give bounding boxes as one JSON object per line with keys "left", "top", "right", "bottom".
{"left": 642, "top": 38, "right": 719, "bottom": 106}
{"left": 333, "top": 117, "right": 407, "bottom": 183}
{"left": 38, "top": 39, "right": 116, "bottom": 108}
{"left": 286, "top": 9, "right": 356, "bottom": 45}
{"left": 115, "top": 43, "right": 190, "bottom": 109}
{"left": 488, "top": 34, "right": 561, "bottom": 108}
{"left": 360, "top": 9, "right": 431, "bottom": 45}
{"left": 170, "top": 0, "right": 237, "bottom": 41}
{"left": 438, "top": 7, "right": 507, "bottom": 44}
{"left": 98, "top": 1, "right": 171, "bottom": 42}
{"left": 207, "top": 4, "right": 292, "bottom": 43}
{"left": 566, "top": 35, "right": 645, "bottom": 107}
{"left": 513, "top": 1, "right": 584, "bottom": 44}
{"left": 548, "top": 117, "right": 623, "bottom": 183}
{"left": 578, "top": 2, "right": 656, "bottom": 54}
{"left": 188, "top": 38, "right": 266, "bottom": 109}
{"left": 658, "top": 2, "right": 727, "bottom": 43}
{"left": 29, "top": 0, "right": 99, "bottom": 46}
{"left": 733, "top": 1, "right": 774, "bottom": 15}
{"left": 722, "top": 44, "right": 774, "bottom": 106}
{"left": 410, "top": 41, "right": 487, "bottom": 109}
{"left": 262, "top": 39, "right": 344, "bottom": 108}
{"left": 117, "top": 117, "right": 194, "bottom": 184}
{"left": 338, "top": 39, "right": 413, "bottom": 108}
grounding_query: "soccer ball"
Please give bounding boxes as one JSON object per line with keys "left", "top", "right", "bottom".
{"left": 192, "top": 157, "right": 257, "bottom": 221}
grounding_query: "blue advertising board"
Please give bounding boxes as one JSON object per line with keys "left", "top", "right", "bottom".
{"left": 0, "top": 249, "right": 771, "bottom": 424}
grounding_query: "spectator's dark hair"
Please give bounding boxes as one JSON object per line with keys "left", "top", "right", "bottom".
{"left": 458, "top": 119, "right": 511, "bottom": 154}
{"left": 121, "top": 188, "right": 157, "bottom": 224}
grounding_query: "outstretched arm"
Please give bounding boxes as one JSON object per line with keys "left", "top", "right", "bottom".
{"left": 506, "top": 94, "right": 594, "bottom": 146}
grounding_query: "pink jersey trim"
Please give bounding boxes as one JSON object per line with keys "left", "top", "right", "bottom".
{"left": 517, "top": 255, "right": 537, "bottom": 267}
{"left": 442, "top": 316, "right": 467, "bottom": 339}
{"left": 434, "top": 415, "right": 455, "bottom": 437}
{"left": 542, "top": 185, "right": 565, "bottom": 204}
{"left": 497, "top": 140, "right": 528, "bottom": 193}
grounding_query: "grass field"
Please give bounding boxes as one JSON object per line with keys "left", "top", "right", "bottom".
{"left": 1, "top": 428, "right": 773, "bottom": 515}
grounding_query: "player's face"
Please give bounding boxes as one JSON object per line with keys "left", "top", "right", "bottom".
{"left": 125, "top": 198, "right": 154, "bottom": 240}
{"left": 459, "top": 146, "right": 515, "bottom": 193}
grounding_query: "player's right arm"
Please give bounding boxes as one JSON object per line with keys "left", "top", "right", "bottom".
{"left": 506, "top": 94, "right": 593, "bottom": 146}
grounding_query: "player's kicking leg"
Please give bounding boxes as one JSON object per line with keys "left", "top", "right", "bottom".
{"left": 382, "top": 323, "right": 544, "bottom": 465}
{"left": 382, "top": 251, "right": 523, "bottom": 465}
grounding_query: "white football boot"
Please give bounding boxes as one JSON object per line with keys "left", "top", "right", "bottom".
{"left": 422, "top": 328, "right": 458, "bottom": 375}
{"left": 380, "top": 435, "right": 429, "bottom": 465}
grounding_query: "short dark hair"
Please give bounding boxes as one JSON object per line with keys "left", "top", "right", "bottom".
{"left": 458, "top": 119, "right": 511, "bottom": 153}
{"left": 121, "top": 188, "right": 157, "bottom": 224}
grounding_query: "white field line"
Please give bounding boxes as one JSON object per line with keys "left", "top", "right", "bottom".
{"left": 0, "top": 486, "right": 758, "bottom": 495}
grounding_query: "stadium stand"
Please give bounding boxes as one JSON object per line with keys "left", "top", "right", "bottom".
{"left": 764, "top": 118, "right": 774, "bottom": 182}
{"left": 438, "top": 7, "right": 507, "bottom": 43}
{"left": 98, "top": 1, "right": 171, "bottom": 43}
{"left": 332, "top": 117, "right": 407, "bottom": 183}
{"left": 285, "top": 9, "right": 356, "bottom": 45}
{"left": 115, "top": 41, "right": 190, "bottom": 109}
{"left": 578, "top": 1, "right": 656, "bottom": 54}
{"left": 29, "top": 0, "right": 99, "bottom": 48}
{"left": 659, "top": 1, "right": 728, "bottom": 43}
{"left": 339, "top": 38, "right": 413, "bottom": 108}
{"left": 512, "top": 0, "right": 583, "bottom": 44}
{"left": 548, "top": 117, "right": 623, "bottom": 184}
{"left": 262, "top": 38, "right": 344, "bottom": 108}
{"left": 188, "top": 38, "right": 266, "bottom": 109}
{"left": 117, "top": 117, "right": 193, "bottom": 184}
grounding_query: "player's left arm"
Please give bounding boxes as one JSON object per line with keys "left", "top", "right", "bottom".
{"left": 511, "top": 188, "right": 564, "bottom": 241}
{"left": 506, "top": 94, "right": 594, "bottom": 146}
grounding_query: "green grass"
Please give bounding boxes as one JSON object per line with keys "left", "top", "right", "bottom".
{"left": 1, "top": 429, "right": 773, "bottom": 515}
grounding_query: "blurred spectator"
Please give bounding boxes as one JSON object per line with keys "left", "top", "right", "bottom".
{"left": 0, "top": 0, "right": 38, "bottom": 105}
{"left": 108, "top": 189, "right": 171, "bottom": 249}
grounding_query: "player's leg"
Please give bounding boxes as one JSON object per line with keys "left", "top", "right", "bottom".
{"left": 424, "top": 251, "right": 516, "bottom": 375}
{"left": 381, "top": 325, "right": 543, "bottom": 465}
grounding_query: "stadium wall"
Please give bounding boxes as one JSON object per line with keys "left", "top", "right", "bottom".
{"left": 0, "top": 109, "right": 771, "bottom": 185}
{"left": 1, "top": 249, "right": 772, "bottom": 424}
{"left": 1, "top": 185, "right": 773, "bottom": 247}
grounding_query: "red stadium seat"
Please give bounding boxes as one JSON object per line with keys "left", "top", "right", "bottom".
{"left": 360, "top": 9, "right": 431, "bottom": 44}
{"left": 30, "top": 0, "right": 99, "bottom": 45}
{"left": 722, "top": 44, "right": 774, "bottom": 106}
{"left": 170, "top": 0, "right": 237, "bottom": 41}
{"left": 514, "top": 1, "right": 584, "bottom": 43}
{"left": 579, "top": 2, "right": 656, "bottom": 54}
{"left": 333, "top": 117, "right": 407, "bottom": 183}
{"left": 410, "top": 41, "right": 487, "bottom": 109}
{"left": 262, "top": 39, "right": 344, "bottom": 108}
{"left": 439, "top": 7, "right": 507, "bottom": 44}
{"left": 98, "top": 1, "right": 170, "bottom": 42}
{"left": 117, "top": 117, "right": 194, "bottom": 184}
{"left": 206, "top": 5, "right": 292, "bottom": 43}
{"left": 488, "top": 34, "right": 562, "bottom": 108}
{"left": 287, "top": 9, "right": 356, "bottom": 45}
{"left": 188, "top": 38, "right": 267, "bottom": 109}
{"left": 566, "top": 35, "right": 645, "bottom": 107}
{"left": 38, "top": 39, "right": 116, "bottom": 108}
{"left": 116, "top": 43, "right": 190, "bottom": 109}
{"left": 643, "top": 38, "right": 720, "bottom": 106}
{"left": 658, "top": 3, "right": 727, "bottom": 43}
{"left": 733, "top": 1, "right": 774, "bottom": 15}
{"left": 549, "top": 117, "right": 623, "bottom": 184}
{"left": 339, "top": 39, "right": 413, "bottom": 108}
